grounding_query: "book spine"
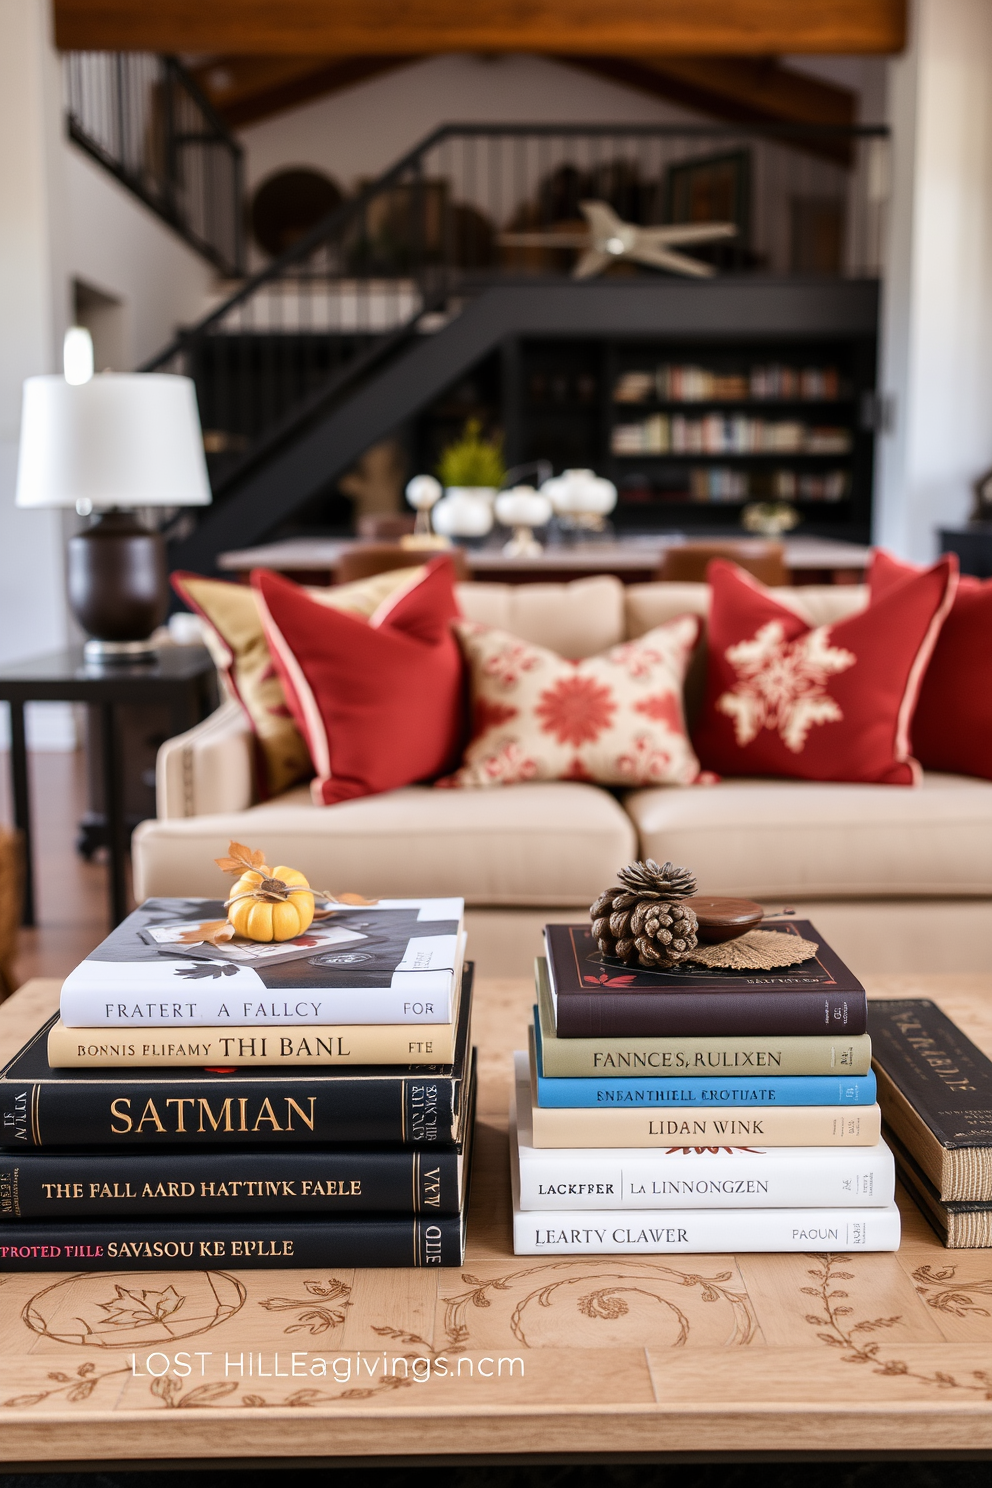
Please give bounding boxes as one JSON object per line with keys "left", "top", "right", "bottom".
{"left": 535, "top": 963, "right": 873, "bottom": 1076}
{"left": 553, "top": 988, "right": 867, "bottom": 1038}
{"left": 0, "top": 1215, "right": 464, "bottom": 1270}
{"left": 59, "top": 983, "right": 456, "bottom": 1028}
{"left": 512, "top": 1203, "right": 901, "bottom": 1254}
{"left": 517, "top": 1143, "right": 895, "bottom": 1209}
{"left": 0, "top": 1077, "right": 457, "bottom": 1148}
{"left": 0, "top": 1148, "right": 462, "bottom": 1218}
{"left": 536, "top": 1070, "right": 876, "bottom": 1109}
{"left": 530, "top": 1102, "right": 882, "bottom": 1148}
{"left": 46, "top": 1022, "right": 456, "bottom": 1067}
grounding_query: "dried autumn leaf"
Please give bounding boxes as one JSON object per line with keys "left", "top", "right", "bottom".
{"left": 332, "top": 892, "right": 380, "bottom": 906}
{"left": 174, "top": 920, "right": 235, "bottom": 946}
{"left": 214, "top": 841, "right": 267, "bottom": 876}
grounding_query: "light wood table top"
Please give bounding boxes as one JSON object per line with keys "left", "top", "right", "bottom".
{"left": 2, "top": 973, "right": 992, "bottom": 1466}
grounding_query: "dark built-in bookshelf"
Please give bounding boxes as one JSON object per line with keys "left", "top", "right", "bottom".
{"left": 412, "top": 283, "right": 879, "bottom": 543}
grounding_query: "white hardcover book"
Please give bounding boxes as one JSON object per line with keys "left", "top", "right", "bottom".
{"left": 510, "top": 1076, "right": 901, "bottom": 1255}
{"left": 513, "top": 1053, "right": 895, "bottom": 1210}
{"left": 60, "top": 898, "right": 464, "bottom": 1027}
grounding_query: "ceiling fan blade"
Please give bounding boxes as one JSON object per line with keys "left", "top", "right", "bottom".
{"left": 630, "top": 244, "right": 716, "bottom": 278}
{"left": 643, "top": 222, "right": 738, "bottom": 247}
{"left": 572, "top": 250, "right": 611, "bottom": 280}
{"left": 579, "top": 200, "right": 624, "bottom": 241}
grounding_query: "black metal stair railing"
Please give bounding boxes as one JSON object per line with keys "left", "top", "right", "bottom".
{"left": 65, "top": 52, "right": 244, "bottom": 276}
{"left": 142, "top": 121, "right": 889, "bottom": 502}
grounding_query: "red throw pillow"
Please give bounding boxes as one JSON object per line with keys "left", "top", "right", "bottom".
{"left": 693, "top": 557, "right": 957, "bottom": 784}
{"left": 869, "top": 549, "right": 990, "bottom": 780}
{"left": 252, "top": 557, "right": 465, "bottom": 805}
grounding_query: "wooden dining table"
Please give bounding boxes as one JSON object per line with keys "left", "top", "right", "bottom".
{"left": 217, "top": 534, "right": 871, "bottom": 588}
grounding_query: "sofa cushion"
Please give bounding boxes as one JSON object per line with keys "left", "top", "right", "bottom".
{"left": 133, "top": 780, "right": 636, "bottom": 907}
{"left": 441, "top": 616, "right": 702, "bottom": 788}
{"left": 623, "top": 582, "right": 867, "bottom": 641}
{"left": 254, "top": 559, "right": 465, "bottom": 805}
{"left": 692, "top": 558, "right": 956, "bottom": 785}
{"left": 870, "top": 550, "right": 992, "bottom": 781}
{"left": 624, "top": 771, "right": 992, "bottom": 898}
{"left": 172, "top": 565, "right": 426, "bottom": 798}
{"left": 456, "top": 576, "right": 625, "bottom": 658}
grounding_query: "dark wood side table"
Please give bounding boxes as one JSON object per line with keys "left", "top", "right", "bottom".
{"left": 0, "top": 647, "right": 217, "bottom": 929}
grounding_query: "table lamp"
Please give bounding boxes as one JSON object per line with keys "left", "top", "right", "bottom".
{"left": 15, "top": 336, "right": 211, "bottom": 661}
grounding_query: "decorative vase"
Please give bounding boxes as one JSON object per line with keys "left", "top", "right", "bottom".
{"left": 542, "top": 468, "right": 617, "bottom": 537}
{"left": 431, "top": 487, "right": 496, "bottom": 540}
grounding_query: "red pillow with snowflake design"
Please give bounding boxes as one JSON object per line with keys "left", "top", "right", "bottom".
{"left": 692, "top": 558, "right": 957, "bottom": 784}
{"left": 438, "top": 616, "right": 702, "bottom": 788}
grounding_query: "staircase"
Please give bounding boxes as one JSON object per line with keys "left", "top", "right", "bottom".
{"left": 143, "top": 122, "right": 888, "bottom": 573}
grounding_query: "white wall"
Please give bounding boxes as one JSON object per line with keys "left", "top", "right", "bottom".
{"left": 876, "top": 0, "right": 992, "bottom": 558}
{"left": 240, "top": 54, "right": 703, "bottom": 200}
{"left": 0, "top": 0, "right": 72, "bottom": 744}
{"left": 65, "top": 148, "right": 218, "bottom": 369}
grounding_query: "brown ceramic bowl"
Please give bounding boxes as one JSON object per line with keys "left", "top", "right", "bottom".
{"left": 686, "top": 896, "right": 764, "bottom": 943}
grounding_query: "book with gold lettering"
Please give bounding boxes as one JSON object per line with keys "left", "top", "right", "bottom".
{"left": 0, "top": 1060, "right": 475, "bottom": 1217}
{"left": 0, "top": 971, "right": 472, "bottom": 1148}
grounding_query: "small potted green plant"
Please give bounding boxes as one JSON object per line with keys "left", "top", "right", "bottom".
{"left": 432, "top": 420, "right": 506, "bottom": 539}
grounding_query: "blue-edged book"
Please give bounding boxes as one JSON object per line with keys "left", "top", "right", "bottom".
{"left": 532, "top": 1015, "right": 876, "bottom": 1108}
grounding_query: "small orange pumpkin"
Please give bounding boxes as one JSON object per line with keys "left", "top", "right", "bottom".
{"left": 216, "top": 842, "right": 315, "bottom": 942}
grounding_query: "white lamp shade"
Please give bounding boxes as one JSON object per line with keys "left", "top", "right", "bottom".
{"left": 16, "top": 373, "right": 212, "bottom": 509}
{"left": 495, "top": 486, "right": 553, "bottom": 528}
{"left": 542, "top": 467, "right": 617, "bottom": 517}
{"left": 405, "top": 474, "right": 443, "bottom": 510}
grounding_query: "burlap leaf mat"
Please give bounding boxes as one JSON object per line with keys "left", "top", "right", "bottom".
{"left": 686, "top": 928, "right": 819, "bottom": 971}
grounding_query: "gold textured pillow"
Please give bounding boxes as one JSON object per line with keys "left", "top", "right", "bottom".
{"left": 172, "top": 567, "right": 426, "bottom": 798}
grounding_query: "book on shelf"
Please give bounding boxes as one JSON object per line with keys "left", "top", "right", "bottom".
{"left": 510, "top": 1099, "right": 899, "bottom": 1256}
{"left": 59, "top": 897, "right": 465, "bottom": 1027}
{"left": 544, "top": 923, "right": 867, "bottom": 1039}
{"left": 0, "top": 1058, "right": 476, "bottom": 1220}
{"left": 886, "top": 1126, "right": 992, "bottom": 1249}
{"left": 514, "top": 1054, "right": 894, "bottom": 1211}
{"left": 0, "top": 1211, "right": 467, "bottom": 1271}
{"left": 532, "top": 1012, "right": 876, "bottom": 1108}
{"left": 870, "top": 998, "right": 992, "bottom": 1201}
{"left": 524, "top": 1038, "right": 881, "bottom": 1149}
{"left": 1, "top": 968, "right": 473, "bottom": 1147}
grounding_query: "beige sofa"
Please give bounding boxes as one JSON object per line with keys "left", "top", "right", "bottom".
{"left": 133, "top": 577, "right": 992, "bottom": 979}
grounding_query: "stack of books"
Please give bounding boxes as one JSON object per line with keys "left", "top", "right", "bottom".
{"left": 511, "top": 920, "right": 901, "bottom": 1254}
{"left": 872, "top": 999, "right": 992, "bottom": 1247}
{"left": 0, "top": 897, "right": 475, "bottom": 1271}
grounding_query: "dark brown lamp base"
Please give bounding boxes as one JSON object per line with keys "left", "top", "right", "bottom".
{"left": 67, "top": 511, "right": 169, "bottom": 658}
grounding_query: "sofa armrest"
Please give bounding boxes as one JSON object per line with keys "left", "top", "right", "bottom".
{"left": 156, "top": 699, "right": 255, "bottom": 819}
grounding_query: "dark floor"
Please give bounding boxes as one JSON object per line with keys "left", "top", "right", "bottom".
{"left": 2, "top": 1466, "right": 992, "bottom": 1487}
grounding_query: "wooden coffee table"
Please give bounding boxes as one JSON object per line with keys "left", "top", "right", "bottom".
{"left": 3, "top": 973, "right": 992, "bottom": 1467}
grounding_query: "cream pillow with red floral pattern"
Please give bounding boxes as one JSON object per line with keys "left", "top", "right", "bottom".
{"left": 440, "top": 615, "right": 703, "bottom": 788}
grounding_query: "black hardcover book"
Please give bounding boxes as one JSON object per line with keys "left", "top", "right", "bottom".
{"left": 886, "top": 1126, "right": 992, "bottom": 1249}
{"left": 0, "top": 1212, "right": 466, "bottom": 1270}
{"left": 546, "top": 922, "right": 866, "bottom": 1038}
{"left": 870, "top": 998, "right": 992, "bottom": 1201}
{"left": 0, "top": 968, "right": 472, "bottom": 1150}
{"left": 0, "top": 1055, "right": 475, "bottom": 1218}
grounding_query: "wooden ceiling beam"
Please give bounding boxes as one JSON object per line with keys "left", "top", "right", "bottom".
{"left": 569, "top": 56, "right": 856, "bottom": 130}
{"left": 54, "top": 0, "right": 906, "bottom": 57}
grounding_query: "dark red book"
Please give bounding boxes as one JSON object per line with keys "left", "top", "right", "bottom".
{"left": 545, "top": 920, "right": 867, "bottom": 1038}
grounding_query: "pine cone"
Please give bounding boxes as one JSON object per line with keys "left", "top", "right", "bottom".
{"left": 590, "top": 859, "right": 698, "bottom": 969}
